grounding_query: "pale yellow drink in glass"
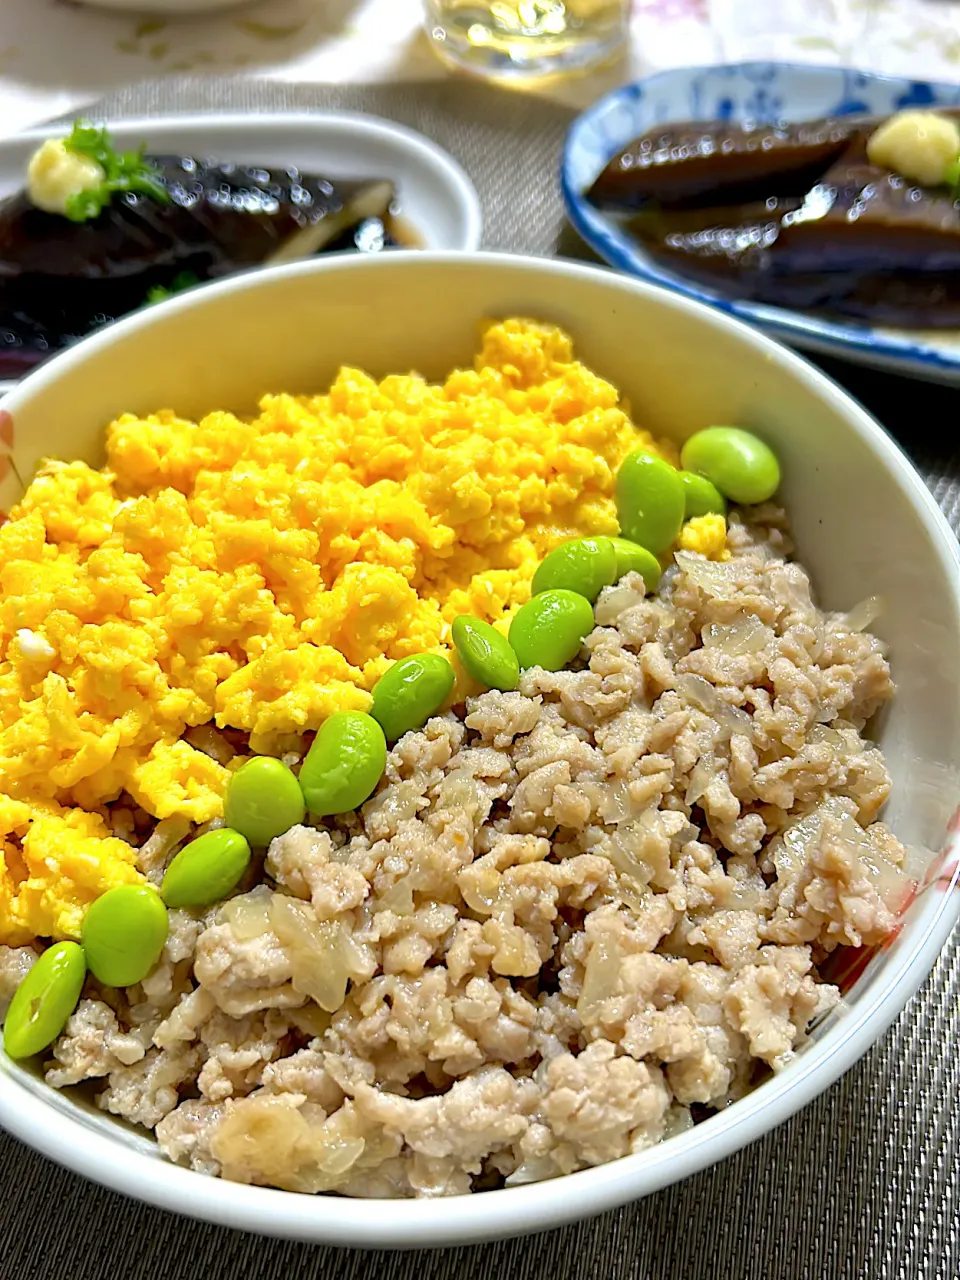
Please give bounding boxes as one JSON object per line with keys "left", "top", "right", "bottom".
{"left": 425, "top": 0, "right": 629, "bottom": 81}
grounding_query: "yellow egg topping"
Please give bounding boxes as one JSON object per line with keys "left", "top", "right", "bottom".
{"left": 0, "top": 319, "right": 724, "bottom": 943}
{"left": 678, "top": 513, "right": 729, "bottom": 561}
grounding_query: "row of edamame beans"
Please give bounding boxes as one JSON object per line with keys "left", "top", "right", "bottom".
{"left": 1, "top": 425, "right": 780, "bottom": 1064}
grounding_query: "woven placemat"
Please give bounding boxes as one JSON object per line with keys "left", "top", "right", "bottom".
{"left": 3, "top": 77, "right": 959, "bottom": 1280}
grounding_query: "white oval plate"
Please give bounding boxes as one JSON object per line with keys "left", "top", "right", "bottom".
{"left": 0, "top": 110, "right": 483, "bottom": 391}
{"left": 562, "top": 63, "right": 960, "bottom": 384}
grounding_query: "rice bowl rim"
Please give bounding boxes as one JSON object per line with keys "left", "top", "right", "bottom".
{"left": 0, "top": 251, "right": 956, "bottom": 1248}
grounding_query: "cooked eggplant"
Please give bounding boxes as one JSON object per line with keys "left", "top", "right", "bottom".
{"left": 626, "top": 196, "right": 803, "bottom": 286}
{"left": 773, "top": 140, "right": 960, "bottom": 276}
{"left": 594, "top": 107, "right": 960, "bottom": 327}
{"left": 588, "top": 116, "right": 865, "bottom": 210}
{"left": 0, "top": 147, "right": 401, "bottom": 377}
{"left": 0, "top": 158, "right": 395, "bottom": 281}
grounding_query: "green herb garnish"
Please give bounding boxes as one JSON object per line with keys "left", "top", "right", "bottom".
{"left": 144, "top": 271, "right": 200, "bottom": 306}
{"left": 61, "top": 119, "right": 169, "bottom": 222}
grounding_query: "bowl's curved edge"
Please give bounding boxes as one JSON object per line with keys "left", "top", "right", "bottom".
{"left": 560, "top": 61, "right": 960, "bottom": 381}
{"left": 1, "top": 252, "right": 959, "bottom": 1247}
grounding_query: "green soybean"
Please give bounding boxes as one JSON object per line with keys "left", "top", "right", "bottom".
{"left": 508, "top": 589, "right": 595, "bottom": 671}
{"left": 81, "top": 884, "right": 169, "bottom": 988}
{"left": 224, "top": 756, "right": 306, "bottom": 847}
{"left": 161, "top": 827, "right": 251, "bottom": 910}
{"left": 3, "top": 941, "right": 86, "bottom": 1060}
{"left": 531, "top": 537, "right": 617, "bottom": 602}
{"left": 680, "top": 426, "right": 780, "bottom": 505}
{"left": 452, "top": 616, "right": 520, "bottom": 692}
{"left": 608, "top": 537, "right": 663, "bottom": 592}
{"left": 615, "top": 451, "right": 686, "bottom": 554}
{"left": 299, "top": 711, "right": 387, "bottom": 815}
{"left": 371, "top": 654, "right": 456, "bottom": 742}
{"left": 679, "top": 470, "right": 727, "bottom": 518}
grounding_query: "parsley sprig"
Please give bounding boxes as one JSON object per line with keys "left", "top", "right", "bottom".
{"left": 61, "top": 119, "right": 169, "bottom": 222}
{"left": 145, "top": 272, "right": 200, "bottom": 306}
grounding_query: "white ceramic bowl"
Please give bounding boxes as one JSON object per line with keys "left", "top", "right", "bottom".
{"left": 1, "top": 253, "right": 959, "bottom": 1248}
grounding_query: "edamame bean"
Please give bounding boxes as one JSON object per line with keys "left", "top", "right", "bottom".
{"left": 615, "top": 451, "right": 686, "bottom": 554}
{"left": 299, "top": 711, "right": 387, "bottom": 815}
{"left": 161, "top": 827, "right": 251, "bottom": 910}
{"left": 531, "top": 537, "right": 617, "bottom": 602}
{"left": 3, "top": 941, "right": 86, "bottom": 1060}
{"left": 680, "top": 426, "right": 780, "bottom": 505}
{"left": 679, "top": 470, "right": 727, "bottom": 518}
{"left": 371, "top": 654, "right": 456, "bottom": 742}
{"left": 508, "top": 589, "right": 594, "bottom": 671}
{"left": 608, "top": 537, "right": 663, "bottom": 592}
{"left": 224, "top": 756, "right": 306, "bottom": 847}
{"left": 81, "top": 884, "right": 169, "bottom": 987}
{"left": 452, "top": 615, "right": 520, "bottom": 692}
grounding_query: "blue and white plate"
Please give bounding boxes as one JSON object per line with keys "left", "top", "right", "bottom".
{"left": 562, "top": 63, "right": 960, "bottom": 383}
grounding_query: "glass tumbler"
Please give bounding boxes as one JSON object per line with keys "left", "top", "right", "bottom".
{"left": 425, "top": 0, "right": 630, "bottom": 83}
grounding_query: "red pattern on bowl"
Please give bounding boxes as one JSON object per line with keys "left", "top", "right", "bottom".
{"left": 821, "top": 811, "right": 960, "bottom": 995}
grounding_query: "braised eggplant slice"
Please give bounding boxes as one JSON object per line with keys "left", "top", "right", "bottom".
{"left": 600, "top": 106, "right": 960, "bottom": 327}
{"left": 0, "top": 155, "right": 400, "bottom": 376}
{"left": 588, "top": 116, "right": 866, "bottom": 210}
{"left": 772, "top": 143, "right": 960, "bottom": 276}
{"left": 626, "top": 196, "right": 803, "bottom": 286}
{"left": 0, "top": 159, "right": 396, "bottom": 281}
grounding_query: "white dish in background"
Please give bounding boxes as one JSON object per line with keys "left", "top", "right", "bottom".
{"left": 0, "top": 252, "right": 959, "bottom": 1247}
{"left": 562, "top": 63, "right": 960, "bottom": 384}
{"left": 0, "top": 111, "right": 483, "bottom": 392}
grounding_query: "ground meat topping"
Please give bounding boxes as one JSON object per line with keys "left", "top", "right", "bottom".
{"left": 24, "top": 511, "right": 907, "bottom": 1197}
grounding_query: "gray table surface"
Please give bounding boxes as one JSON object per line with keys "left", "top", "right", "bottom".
{"left": 1, "top": 78, "right": 958, "bottom": 1280}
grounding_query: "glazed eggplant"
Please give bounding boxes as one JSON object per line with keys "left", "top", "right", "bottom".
{"left": 0, "top": 149, "right": 401, "bottom": 377}
{"left": 0, "top": 157, "right": 396, "bottom": 281}
{"left": 590, "top": 107, "right": 960, "bottom": 327}
{"left": 588, "top": 116, "right": 865, "bottom": 210}
{"left": 626, "top": 196, "right": 803, "bottom": 287}
{"left": 773, "top": 140, "right": 960, "bottom": 276}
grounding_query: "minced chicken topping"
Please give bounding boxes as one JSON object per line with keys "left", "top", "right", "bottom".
{"left": 0, "top": 507, "right": 909, "bottom": 1197}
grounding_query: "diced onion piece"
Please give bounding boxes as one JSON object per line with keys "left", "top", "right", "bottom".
{"left": 376, "top": 878, "right": 415, "bottom": 915}
{"left": 577, "top": 934, "right": 623, "bottom": 1019}
{"left": 772, "top": 796, "right": 910, "bottom": 914}
{"left": 222, "top": 885, "right": 273, "bottom": 941}
{"left": 685, "top": 750, "right": 716, "bottom": 807}
{"left": 270, "top": 895, "right": 360, "bottom": 1013}
{"left": 675, "top": 550, "right": 738, "bottom": 595}
{"left": 701, "top": 616, "right": 770, "bottom": 655}
{"left": 675, "top": 673, "right": 753, "bottom": 737}
{"left": 839, "top": 595, "right": 884, "bottom": 634}
{"left": 592, "top": 821, "right": 654, "bottom": 887}
{"left": 506, "top": 1157, "right": 562, "bottom": 1187}
{"left": 663, "top": 1105, "right": 695, "bottom": 1139}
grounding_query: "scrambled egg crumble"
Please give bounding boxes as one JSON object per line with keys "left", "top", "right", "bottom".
{"left": 678, "top": 514, "right": 729, "bottom": 561}
{"left": 0, "top": 319, "right": 719, "bottom": 943}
